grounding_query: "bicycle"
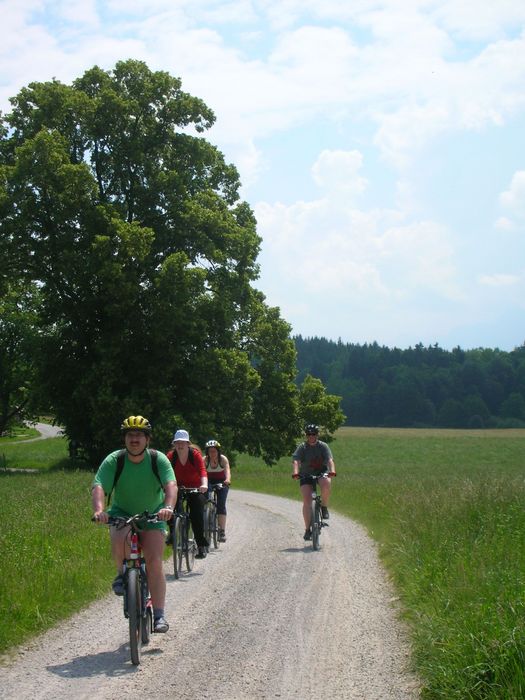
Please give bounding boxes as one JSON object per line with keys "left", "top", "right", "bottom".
{"left": 297, "top": 473, "right": 333, "bottom": 551}
{"left": 169, "top": 487, "right": 198, "bottom": 578}
{"left": 204, "top": 482, "right": 224, "bottom": 550}
{"left": 93, "top": 511, "right": 159, "bottom": 665}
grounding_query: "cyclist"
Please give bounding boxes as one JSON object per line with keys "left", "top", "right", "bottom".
{"left": 91, "top": 415, "right": 177, "bottom": 633}
{"left": 166, "top": 429, "right": 210, "bottom": 559}
{"left": 292, "top": 424, "right": 336, "bottom": 541}
{"left": 204, "top": 439, "right": 231, "bottom": 543}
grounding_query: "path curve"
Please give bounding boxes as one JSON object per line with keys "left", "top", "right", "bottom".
{"left": 10, "top": 422, "right": 64, "bottom": 444}
{"left": 0, "top": 490, "right": 420, "bottom": 699}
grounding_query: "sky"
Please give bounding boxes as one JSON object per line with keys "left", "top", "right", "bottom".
{"left": 1, "top": 0, "right": 525, "bottom": 352}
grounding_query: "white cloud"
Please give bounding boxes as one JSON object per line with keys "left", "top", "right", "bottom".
{"left": 311, "top": 150, "right": 368, "bottom": 200}
{"left": 479, "top": 273, "right": 520, "bottom": 287}
{"left": 495, "top": 216, "right": 517, "bottom": 231}
{"left": 499, "top": 170, "right": 525, "bottom": 217}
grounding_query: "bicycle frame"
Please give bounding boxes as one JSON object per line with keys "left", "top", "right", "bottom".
{"left": 301, "top": 473, "right": 329, "bottom": 551}
{"left": 171, "top": 488, "right": 199, "bottom": 577}
{"left": 105, "top": 513, "right": 157, "bottom": 664}
{"left": 204, "top": 482, "right": 223, "bottom": 549}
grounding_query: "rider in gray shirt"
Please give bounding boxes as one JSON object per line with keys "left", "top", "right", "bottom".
{"left": 292, "top": 424, "right": 336, "bottom": 540}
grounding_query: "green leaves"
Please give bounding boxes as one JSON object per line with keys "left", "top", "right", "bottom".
{"left": 0, "top": 60, "right": 344, "bottom": 464}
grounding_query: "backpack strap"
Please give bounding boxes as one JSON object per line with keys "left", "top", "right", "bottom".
{"left": 107, "top": 449, "right": 127, "bottom": 506}
{"left": 107, "top": 448, "right": 163, "bottom": 506}
{"left": 150, "top": 448, "right": 163, "bottom": 488}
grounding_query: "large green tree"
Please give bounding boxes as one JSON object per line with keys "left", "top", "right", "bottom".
{"left": 0, "top": 60, "right": 312, "bottom": 463}
{"left": 0, "top": 282, "right": 41, "bottom": 434}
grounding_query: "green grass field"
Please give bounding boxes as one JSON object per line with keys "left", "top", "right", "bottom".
{"left": 1, "top": 427, "right": 525, "bottom": 698}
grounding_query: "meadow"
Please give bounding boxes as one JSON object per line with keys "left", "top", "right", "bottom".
{"left": 1, "top": 428, "right": 525, "bottom": 698}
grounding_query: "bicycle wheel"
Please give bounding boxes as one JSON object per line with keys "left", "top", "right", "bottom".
{"left": 311, "top": 499, "right": 321, "bottom": 551}
{"left": 203, "top": 501, "right": 213, "bottom": 545}
{"left": 171, "top": 516, "right": 183, "bottom": 579}
{"left": 184, "top": 517, "right": 196, "bottom": 572}
{"left": 142, "top": 603, "right": 152, "bottom": 645}
{"left": 140, "top": 569, "right": 151, "bottom": 645}
{"left": 211, "top": 502, "right": 219, "bottom": 549}
{"left": 127, "top": 568, "right": 142, "bottom": 665}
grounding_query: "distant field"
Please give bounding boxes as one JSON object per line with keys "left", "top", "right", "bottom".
{"left": 2, "top": 427, "right": 525, "bottom": 698}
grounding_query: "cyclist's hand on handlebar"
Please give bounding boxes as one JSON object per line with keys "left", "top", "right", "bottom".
{"left": 292, "top": 473, "right": 300, "bottom": 480}
{"left": 92, "top": 511, "right": 109, "bottom": 523}
{"left": 328, "top": 471, "right": 336, "bottom": 477}
{"left": 157, "top": 507, "right": 174, "bottom": 521}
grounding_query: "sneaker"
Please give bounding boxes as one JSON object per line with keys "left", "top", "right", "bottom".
{"left": 154, "top": 616, "right": 169, "bottom": 633}
{"left": 196, "top": 546, "right": 207, "bottom": 559}
{"left": 112, "top": 574, "right": 124, "bottom": 596}
{"left": 303, "top": 529, "right": 312, "bottom": 541}
{"left": 321, "top": 506, "right": 330, "bottom": 519}
{"left": 218, "top": 529, "right": 226, "bottom": 543}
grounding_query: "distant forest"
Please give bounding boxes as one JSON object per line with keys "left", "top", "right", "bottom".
{"left": 294, "top": 336, "right": 525, "bottom": 428}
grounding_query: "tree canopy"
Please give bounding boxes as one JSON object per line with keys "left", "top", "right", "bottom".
{"left": 0, "top": 60, "right": 344, "bottom": 463}
{"left": 295, "top": 336, "right": 525, "bottom": 429}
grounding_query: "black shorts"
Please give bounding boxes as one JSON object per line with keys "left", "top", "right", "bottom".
{"left": 299, "top": 473, "right": 329, "bottom": 488}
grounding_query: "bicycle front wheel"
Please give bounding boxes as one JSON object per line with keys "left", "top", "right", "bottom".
{"left": 171, "top": 516, "right": 183, "bottom": 579}
{"left": 204, "top": 501, "right": 218, "bottom": 549}
{"left": 211, "top": 502, "right": 219, "bottom": 549}
{"left": 311, "top": 499, "right": 321, "bottom": 551}
{"left": 127, "top": 568, "right": 142, "bottom": 665}
{"left": 142, "top": 604, "right": 152, "bottom": 645}
{"left": 203, "top": 501, "right": 213, "bottom": 546}
{"left": 184, "top": 518, "right": 196, "bottom": 572}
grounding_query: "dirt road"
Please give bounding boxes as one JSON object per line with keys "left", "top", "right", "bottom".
{"left": 0, "top": 490, "right": 420, "bottom": 699}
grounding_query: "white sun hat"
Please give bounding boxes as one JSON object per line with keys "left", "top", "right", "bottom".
{"left": 173, "top": 429, "right": 190, "bottom": 442}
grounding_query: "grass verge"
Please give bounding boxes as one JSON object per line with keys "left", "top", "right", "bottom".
{"left": 2, "top": 427, "right": 525, "bottom": 699}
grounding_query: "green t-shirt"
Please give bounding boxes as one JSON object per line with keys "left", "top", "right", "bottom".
{"left": 93, "top": 449, "right": 175, "bottom": 519}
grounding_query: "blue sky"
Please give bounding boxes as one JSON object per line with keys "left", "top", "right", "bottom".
{"left": 1, "top": 0, "right": 524, "bottom": 351}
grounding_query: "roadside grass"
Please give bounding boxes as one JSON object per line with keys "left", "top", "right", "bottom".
{"left": 234, "top": 427, "right": 525, "bottom": 699}
{"left": 0, "top": 469, "right": 114, "bottom": 653}
{"left": 2, "top": 427, "right": 525, "bottom": 699}
{"left": 0, "top": 436, "right": 70, "bottom": 471}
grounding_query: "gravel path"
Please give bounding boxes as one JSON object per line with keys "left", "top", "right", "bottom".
{"left": 0, "top": 490, "right": 420, "bottom": 699}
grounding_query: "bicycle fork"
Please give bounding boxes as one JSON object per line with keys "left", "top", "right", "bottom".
{"left": 123, "top": 532, "right": 151, "bottom": 619}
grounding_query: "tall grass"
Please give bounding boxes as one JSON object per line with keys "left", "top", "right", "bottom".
{"left": 0, "top": 469, "right": 115, "bottom": 653}
{"left": 0, "top": 436, "right": 70, "bottom": 471}
{"left": 2, "top": 427, "right": 525, "bottom": 698}
{"left": 233, "top": 427, "right": 525, "bottom": 699}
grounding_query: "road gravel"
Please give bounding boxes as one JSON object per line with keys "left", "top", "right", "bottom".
{"left": 0, "top": 489, "right": 420, "bottom": 699}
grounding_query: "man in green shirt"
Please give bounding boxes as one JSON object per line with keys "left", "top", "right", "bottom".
{"left": 92, "top": 415, "right": 177, "bottom": 633}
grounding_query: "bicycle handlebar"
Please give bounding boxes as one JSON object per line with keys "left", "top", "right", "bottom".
{"left": 293, "top": 472, "right": 335, "bottom": 480}
{"left": 91, "top": 511, "right": 161, "bottom": 527}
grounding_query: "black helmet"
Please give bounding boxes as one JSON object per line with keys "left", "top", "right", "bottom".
{"left": 305, "top": 424, "right": 319, "bottom": 435}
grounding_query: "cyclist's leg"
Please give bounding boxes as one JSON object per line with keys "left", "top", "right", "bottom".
{"left": 140, "top": 529, "right": 166, "bottom": 609}
{"left": 300, "top": 482, "right": 314, "bottom": 529}
{"left": 109, "top": 524, "right": 131, "bottom": 567}
{"left": 189, "top": 493, "right": 209, "bottom": 548}
{"left": 216, "top": 486, "right": 228, "bottom": 534}
{"left": 318, "top": 474, "right": 332, "bottom": 507}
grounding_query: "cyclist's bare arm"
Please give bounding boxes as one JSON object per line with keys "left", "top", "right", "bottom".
{"left": 223, "top": 455, "right": 232, "bottom": 485}
{"left": 158, "top": 480, "right": 178, "bottom": 520}
{"left": 292, "top": 459, "right": 301, "bottom": 478}
{"left": 91, "top": 484, "right": 109, "bottom": 523}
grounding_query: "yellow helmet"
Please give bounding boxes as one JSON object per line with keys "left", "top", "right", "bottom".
{"left": 121, "top": 415, "right": 152, "bottom": 435}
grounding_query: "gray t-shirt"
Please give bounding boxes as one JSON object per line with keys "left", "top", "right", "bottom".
{"left": 292, "top": 440, "right": 332, "bottom": 476}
